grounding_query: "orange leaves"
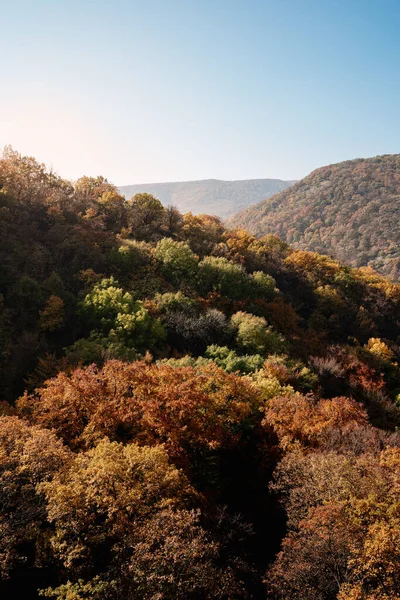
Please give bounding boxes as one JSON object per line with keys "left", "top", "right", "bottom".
{"left": 266, "top": 502, "right": 354, "bottom": 600}
{"left": 263, "top": 393, "right": 368, "bottom": 451}
{"left": 264, "top": 385, "right": 400, "bottom": 598}
{"left": 19, "top": 360, "right": 262, "bottom": 461}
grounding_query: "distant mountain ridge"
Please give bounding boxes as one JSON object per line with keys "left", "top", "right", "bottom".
{"left": 119, "top": 177, "right": 296, "bottom": 220}
{"left": 229, "top": 154, "right": 400, "bottom": 280}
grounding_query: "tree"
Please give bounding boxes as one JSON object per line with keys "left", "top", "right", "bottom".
{"left": 39, "top": 439, "right": 204, "bottom": 598}
{"left": 162, "top": 306, "right": 229, "bottom": 353}
{"left": 74, "top": 176, "right": 118, "bottom": 204}
{"left": 18, "top": 360, "right": 262, "bottom": 463}
{"left": 204, "top": 344, "right": 264, "bottom": 374}
{"left": 39, "top": 295, "right": 65, "bottom": 332}
{"left": 266, "top": 502, "right": 354, "bottom": 600}
{"left": 127, "top": 193, "right": 166, "bottom": 241}
{"left": 0, "top": 416, "right": 71, "bottom": 577}
{"left": 231, "top": 311, "right": 287, "bottom": 355}
{"left": 365, "top": 337, "right": 395, "bottom": 364}
{"left": 122, "top": 508, "right": 247, "bottom": 600}
{"left": 263, "top": 393, "right": 369, "bottom": 451}
{"left": 41, "top": 439, "right": 191, "bottom": 565}
{"left": 250, "top": 271, "right": 278, "bottom": 301}
{"left": 80, "top": 277, "right": 165, "bottom": 352}
{"left": 198, "top": 257, "right": 251, "bottom": 300}
{"left": 41, "top": 508, "right": 248, "bottom": 600}
{"left": 180, "top": 212, "right": 224, "bottom": 256}
{"left": 155, "top": 237, "right": 198, "bottom": 284}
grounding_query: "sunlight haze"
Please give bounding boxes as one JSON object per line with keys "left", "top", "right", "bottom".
{"left": 1, "top": 0, "right": 399, "bottom": 184}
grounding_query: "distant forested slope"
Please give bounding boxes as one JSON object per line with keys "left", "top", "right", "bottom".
{"left": 230, "top": 155, "right": 400, "bottom": 279}
{"left": 119, "top": 177, "right": 295, "bottom": 219}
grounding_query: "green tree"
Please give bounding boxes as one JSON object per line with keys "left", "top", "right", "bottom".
{"left": 81, "top": 277, "right": 165, "bottom": 352}
{"left": 198, "top": 256, "right": 250, "bottom": 300}
{"left": 155, "top": 237, "right": 198, "bottom": 284}
{"left": 127, "top": 193, "right": 166, "bottom": 241}
{"left": 231, "top": 311, "right": 287, "bottom": 354}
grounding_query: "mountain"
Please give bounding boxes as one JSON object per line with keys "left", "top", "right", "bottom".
{"left": 229, "top": 154, "right": 400, "bottom": 279}
{"left": 119, "top": 177, "right": 296, "bottom": 220}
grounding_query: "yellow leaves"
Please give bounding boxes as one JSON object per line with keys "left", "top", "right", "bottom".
{"left": 338, "top": 517, "right": 400, "bottom": 600}
{"left": 379, "top": 445, "right": 400, "bottom": 472}
{"left": 268, "top": 424, "right": 400, "bottom": 600}
{"left": 40, "top": 577, "right": 117, "bottom": 600}
{"left": 40, "top": 438, "right": 193, "bottom": 569}
{"left": 249, "top": 371, "right": 294, "bottom": 402}
{"left": 285, "top": 250, "right": 342, "bottom": 285}
{"left": 365, "top": 337, "right": 395, "bottom": 363}
{"left": 315, "top": 284, "right": 346, "bottom": 312}
{"left": 0, "top": 416, "right": 72, "bottom": 576}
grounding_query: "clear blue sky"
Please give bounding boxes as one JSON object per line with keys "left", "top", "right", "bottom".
{"left": 1, "top": 0, "right": 399, "bottom": 184}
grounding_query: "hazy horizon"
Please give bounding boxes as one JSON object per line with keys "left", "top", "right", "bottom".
{"left": 1, "top": 0, "right": 400, "bottom": 185}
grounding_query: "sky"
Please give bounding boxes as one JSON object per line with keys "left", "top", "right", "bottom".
{"left": 1, "top": 0, "right": 400, "bottom": 185}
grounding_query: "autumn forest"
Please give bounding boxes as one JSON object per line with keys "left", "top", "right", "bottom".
{"left": 1, "top": 147, "right": 400, "bottom": 600}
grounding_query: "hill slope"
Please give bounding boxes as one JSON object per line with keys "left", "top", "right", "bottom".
{"left": 230, "top": 155, "right": 400, "bottom": 279}
{"left": 2, "top": 149, "right": 400, "bottom": 599}
{"left": 119, "top": 177, "right": 295, "bottom": 220}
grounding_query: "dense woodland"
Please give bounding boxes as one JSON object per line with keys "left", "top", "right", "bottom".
{"left": 1, "top": 147, "right": 400, "bottom": 599}
{"left": 230, "top": 154, "right": 400, "bottom": 280}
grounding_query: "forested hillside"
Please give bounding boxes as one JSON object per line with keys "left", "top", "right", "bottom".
{"left": 119, "top": 177, "right": 295, "bottom": 220}
{"left": 1, "top": 147, "right": 400, "bottom": 600}
{"left": 230, "top": 154, "right": 400, "bottom": 279}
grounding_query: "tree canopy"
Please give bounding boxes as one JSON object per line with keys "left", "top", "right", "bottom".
{"left": 1, "top": 147, "right": 400, "bottom": 599}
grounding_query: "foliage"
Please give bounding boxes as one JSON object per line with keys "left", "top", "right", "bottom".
{"left": 18, "top": 360, "right": 262, "bottom": 459}
{"left": 204, "top": 344, "right": 265, "bottom": 374}
{"left": 0, "top": 416, "right": 71, "bottom": 577}
{"left": 40, "top": 295, "right": 65, "bottom": 331}
{"left": 231, "top": 311, "right": 287, "bottom": 355}
{"left": 155, "top": 237, "right": 198, "bottom": 284}
{"left": 2, "top": 147, "right": 400, "bottom": 599}
{"left": 80, "top": 277, "right": 165, "bottom": 352}
{"left": 198, "top": 256, "right": 252, "bottom": 300}
{"left": 126, "top": 192, "right": 166, "bottom": 241}
{"left": 230, "top": 154, "right": 400, "bottom": 279}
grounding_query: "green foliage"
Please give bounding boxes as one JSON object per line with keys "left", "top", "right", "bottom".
{"left": 197, "top": 257, "right": 278, "bottom": 301}
{"left": 231, "top": 311, "right": 287, "bottom": 355}
{"left": 81, "top": 277, "right": 165, "bottom": 352}
{"left": 14, "top": 274, "right": 43, "bottom": 325}
{"left": 153, "top": 290, "right": 197, "bottom": 313}
{"left": 198, "top": 256, "right": 249, "bottom": 299}
{"left": 204, "top": 344, "right": 264, "bottom": 374}
{"left": 65, "top": 331, "right": 139, "bottom": 364}
{"left": 250, "top": 270, "right": 278, "bottom": 300}
{"left": 155, "top": 237, "right": 198, "bottom": 283}
{"left": 127, "top": 192, "right": 166, "bottom": 241}
{"left": 109, "top": 240, "right": 151, "bottom": 275}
